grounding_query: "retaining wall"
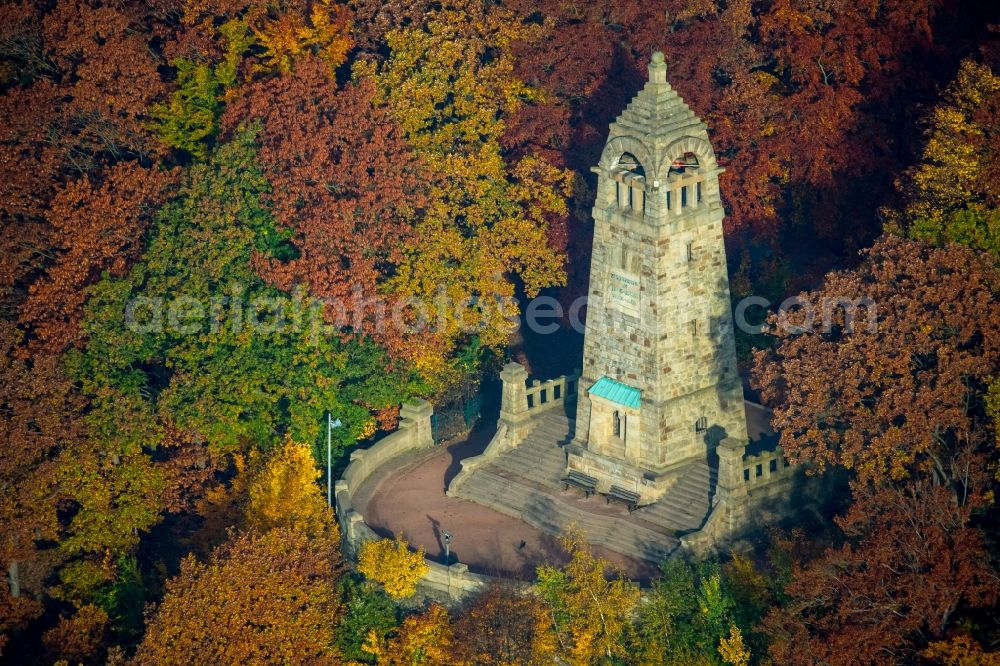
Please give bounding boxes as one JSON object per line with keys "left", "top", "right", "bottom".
{"left": 334, "top": 398, "right": 490, "bottom": 603}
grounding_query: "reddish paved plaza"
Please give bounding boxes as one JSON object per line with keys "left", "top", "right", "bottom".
{"left": 355, "top": 430, "right": 659, "bottom": 582}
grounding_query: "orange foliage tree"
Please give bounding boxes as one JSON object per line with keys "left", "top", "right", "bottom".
{"left": 754, "top": 235, "right": 1000, "bottom": 663}
{"left": 363, "top": 602, "right": 456, "bottom": 665}
{"left": 451, "top": 581, "right": 550, "bottom": 666}
{"left": 19, "top": 163, "right": 175, "bottom": 352}
{"left": 134, "top": 527, "right": 344, "bottom": 665}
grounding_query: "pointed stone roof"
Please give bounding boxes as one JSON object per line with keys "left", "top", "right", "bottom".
{"left": 608, "top": 52, "right": 707, "bottom": 145}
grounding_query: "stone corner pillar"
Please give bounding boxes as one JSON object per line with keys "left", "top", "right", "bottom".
{"left": 716, "top": 437, "right": 746, "bottom": 493}
{"left": 400, "top": 398, "right": 434, "bottom": 448}
{"left": 716, "top": 437, "right": 749, "bottom": 532}
{"left": 499, "top": 362, "right": 530, "bottom": 423}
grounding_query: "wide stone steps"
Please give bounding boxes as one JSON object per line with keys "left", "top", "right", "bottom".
{"left": 490, "top": 445, "right": 566, "bottom": 490}
{"left": 635, "top": 462, "right": 717, "bottom": 533}
{"left": 459, "top": 468, "right": 677, "bottom": 564}
{"left": 452, "top": 409, "right": 722, "bottom": 564}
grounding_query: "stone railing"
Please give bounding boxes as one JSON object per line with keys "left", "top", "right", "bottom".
{"left": 334, "top": 398, "right": 489, "bottom": 603}
{"left": 449, "top": 362, "right": 578, "bottom": 498}
{"left": 525, "top": 374, "right": 579, "bottom": 412}
{"left": 500, "top": 362, "right": 579, "bottom": 432}
{"left": 681, "top": 437, "right": 798, "bottom": 556}
{"left": 445, "top": 424, "right": 509, "bottom": 498}
{"left": 680, "top": 495, "right": 729, "bottom": 555}
{"left": 742, "top": 446, "right": 794, "bottom": 489}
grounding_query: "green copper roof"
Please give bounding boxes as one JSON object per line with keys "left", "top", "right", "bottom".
{"left": 589, "top": 377, "right": 642, "bottom": 409}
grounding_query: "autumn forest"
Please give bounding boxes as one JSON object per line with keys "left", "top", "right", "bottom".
{"left": 1, "top": 0, "right": 999, "bottom": 664}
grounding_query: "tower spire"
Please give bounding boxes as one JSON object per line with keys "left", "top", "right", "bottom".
{"left": 568, "top": 53, "right": 748, "bottom": 499}
{"left": 648, "top": 51, "right": 667, "bottom": 84}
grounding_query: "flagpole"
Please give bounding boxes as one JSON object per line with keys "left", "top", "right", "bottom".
{"left": 327, "top": 412, "right": 332, "bottom": 508}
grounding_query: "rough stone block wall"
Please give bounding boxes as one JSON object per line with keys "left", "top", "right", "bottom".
{"left": 573, "top": 58, "right": 750, "bottom": 475}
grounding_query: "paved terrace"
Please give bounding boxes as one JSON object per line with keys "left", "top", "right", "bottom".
{"left": 354, "top": 428, "right": 661, "bottom": 583}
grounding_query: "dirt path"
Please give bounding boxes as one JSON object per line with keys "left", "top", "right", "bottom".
{"left": 357, "top": 430, "right": 659, "bottom": 583}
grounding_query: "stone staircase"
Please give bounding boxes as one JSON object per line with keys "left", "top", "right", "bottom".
{"left": 633, "top": 459, "right": 718, "bottom": 533}
{"left": 452, "top": 410, "right": 718, "bottom": 565}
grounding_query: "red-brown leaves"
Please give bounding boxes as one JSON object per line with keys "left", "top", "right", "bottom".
{"left": 753, "top": 235, "right": 1000, "bottom": 483}
{"left": 222, "top": 57, "right": 428, "bottom": 353}
{"left": 19, "top": 163, "right": 176, "bottom": 352}
{"left": 754, "top": 235, "right": 1000, "bottom": 662}
{"left": 764, "top": 476, "right": 998, "bottom": 665}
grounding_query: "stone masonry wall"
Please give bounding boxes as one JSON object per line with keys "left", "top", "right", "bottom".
{"left": 335, "top": 398, "right": 490, "bottom": 604}
{"left": 574, "top": 56, "right": 749, "bottom": 474}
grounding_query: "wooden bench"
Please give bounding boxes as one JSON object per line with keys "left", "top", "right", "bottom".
{"left": 562, "top": 471, "right": 598, "bottom": 497}
{"left": 606, "top": 485, "right": 641, "bottom": 513}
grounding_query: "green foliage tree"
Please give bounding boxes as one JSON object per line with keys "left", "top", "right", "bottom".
{"left": 55, "top": 129, "right": 420, "bottom": 608}
{"left": 535, "top": 530, "right": 640, "bottom": 664}
{"left": 73, "top": 127, "right": 418, "bottom": 460}
{"left": 150, "top": 58, "right": 223, "bottom": 159}
{"left": 635, "top": 558, "right": 763, "bottom": 666}
{"left": 336, "top": 576, "right": 400, "bottom": 664}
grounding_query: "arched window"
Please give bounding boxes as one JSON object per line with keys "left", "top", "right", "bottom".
{"left": 613, "top": 410, "right": 622, "bottom": 438}
{"left": 615, "top": 153, "right": 646, "bottom": 210}
{"left": 618, "top": 153, "right": 646, "bottom": 177}
{"left": 669, "top": 151, "right": 699, "bottom": 176}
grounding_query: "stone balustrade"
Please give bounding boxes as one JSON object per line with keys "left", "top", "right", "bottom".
{"left": 525, "top": 373, "right": 579, "bottom": 412}
{"left": 450, "top": 363, "right": 579, "bottom": 497}
{"left": 742, "top": 447, "right": 794, "bottom": 488}
{"left": 682, "top": 437, "right": 798, "bottom": 556}
{"left": 664, "top": 171, "right": 705, "bottom": 214}
{"left": 445, "top": 424, "right": 510, "bottom": 497}
{"left": 501, "top": 362, "right": 579, "bottom": 418}
{"left": 499, "top": 362, "right": 577, "bottom": 442}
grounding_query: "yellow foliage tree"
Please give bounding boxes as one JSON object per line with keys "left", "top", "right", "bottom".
{"left": 254, "top": 0, "right": 353, "bottom": 74}
{"left": 246, "top": 438, "right": 333, "bottom": 538}
{"left": 535, "top": 529, "right": 640, "bottom": 664}
{"left": 723, "top": 551, "right": 773, "bottom": 615}
{"left": 923, "top": 634, "right": 1000, "bottom": 665}
{"left": 718, "top": 624, "right": 751, "bottom": 666}
{"left": 887, "top": 59, "right": 1000, "bottom": 257}
{"left": 363, "top": 602, "right": 457, "bottom": 665}
{"left": 357, "top": 536, "right": 428, "bottom": 600}
{"left": 359, "top": 0, "right": 573, "bottom": 385}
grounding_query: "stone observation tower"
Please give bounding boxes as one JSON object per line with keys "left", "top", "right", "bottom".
{"left": 566, "top": 51, "right": 748, "bottom": 502}
{"left": 447, "top": 53, "right": 793, "bottom": 561}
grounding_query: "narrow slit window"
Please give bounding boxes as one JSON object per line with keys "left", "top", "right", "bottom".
{"left": 686, "top": 241, "right": 694, "bottom": 262}
{"left": 681, "top": 186, "right": 688, "bottom": 208}
{"left": 613, "top": 410, "right": 622, "bottom": 438}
